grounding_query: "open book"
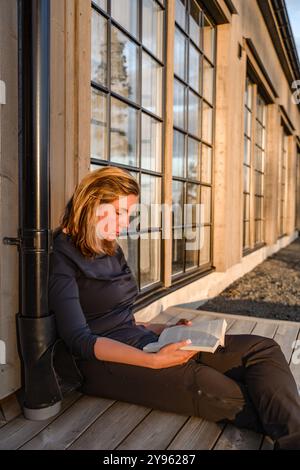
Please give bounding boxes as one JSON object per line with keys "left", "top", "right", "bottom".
{"left": 143, "top": 318, "right": 227, "bottom": 353}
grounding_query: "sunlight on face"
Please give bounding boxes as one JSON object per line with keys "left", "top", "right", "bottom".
{"left": 95, "top": 194, "right": 138, "bottom": 241}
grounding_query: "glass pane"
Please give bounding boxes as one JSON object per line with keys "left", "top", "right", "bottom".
{"left": 201, "top": 144, "right": 212, "bottom": 183}
{"left": 244, "top": 193, "right": 250, "bottom": 221}
{"left": 142, "top": 52, "right": 163, "bottom": 117}
{"left": 110, "top": 97, "right": 138, "bottom": 166}
{"left": 117, "top": 237, "right": 138, "bottom": 281}
{"left": 244, "top": 108, "right": 252, "bottom": 137}
{"left": 255, "top": 195, "right": 263, "bottom": 220}
{"left": 186, "top": 183, "right": 200, "bottom": 225}
{"left": 203, "top": 59, "right": 214, "bottom": 104}
{"left": 245, "top": 78, "right": 252, "bottom": 109}
{"left": 140, "top": 235, "right": 161, "bottom": 287}
{"left": 142, "top": 0, "right": 164, "bottom": 61}
{"left": 91, "top": 88, "right": 107, "bottom": 160}
{"left": 257, "top": 94, "right": 266, "bottom": 124}
{"left": 256, "top": 120, "right": 264, "bottom": 149}
{"left": 188, "top": 137, "right": 200, "bottom": 179}
{"left": 255, "top": 219, "right": 263, "bottom": 244}
{"left": 188, "top": 90, "right": 201, "bottom": 138}
{"left": 243, "top": 221, "right": 250, "bottom": 248}
{"left": 175, "top": 0, "right": 186, "bottom": 30}
{"left": 141, "top": 113, "right": 162, "bottom": 172}
{"left": 255, "top": 146, "right": 264, "bottom": 172}
{"left": 173, "top": 79, "right": 186, "bottom": 129}
{"left": 199, "top": 225, "right": 210, "bottom": 265}
{"left": 172, "top": 180, "right": 184, "bottom": 226}
{"left": 203, "top": 15, "right": 215, "bottom": 63}
{"left": 174, "top": 27, "right": 187, "bottom": 81}
{"left": 244, "top": 165, "right": 250, "bottom": 193}
{"left": 185, "top": 244, "right": 199, "bottom": 270}
{"left": 91, "top": 11, "right": 107, "bottom": 86}
{"left": 255, "top": 171, "right": 263, "bottom": 196}
{"left": 111, "top": 27, "right": 139, "bottom": 103}
{"left": 93, "top": 0, "right": 106, "bottom": 10}
{"left": 172, "top": 230, "right": 184, "bottom": 274}
{"left": 244, "top": 136, "right": 251, "bottom": 165}
{"left": 111, "top": 0, "right": 139, "bottom": 37}
{"left": 201, "top": 186, "right": 211, "bottom": 224}
{"left": 141, "top": 174, "right": 161, "bottom": 229}
{"left": 202, "top": 101, "right": 213, "bottom": 144}
{"left": 189, "top": 44, "right": 201, "bottom": 93}
{"left": 189, "top": 0, "right": 201, "bottom": 48}
{"left": 173, "top": 130, "right": 185, "bottom": 177}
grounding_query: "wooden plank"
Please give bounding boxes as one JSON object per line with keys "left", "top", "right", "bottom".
{"left": 20, "top": 395, "right": 115, "bottom": 450}
{"left": 68, "top": 402, "right": 151, "bottom": 450}
{"left": 116, "top": 411, "right": 188, "bottom": 450}
{"left": 167, "top": 417, "right": 223, "bottom": 450}
{"left": 0, "top": 391, "right": 81, "bottom": 450}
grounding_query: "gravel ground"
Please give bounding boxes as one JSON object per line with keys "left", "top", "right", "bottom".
{"left": 198, "top": 236, "right": 300, "bottom": 322}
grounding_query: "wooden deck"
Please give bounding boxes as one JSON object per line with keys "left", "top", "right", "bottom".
{"left": 0, "top": 306, "right": 299, "bottom": 450}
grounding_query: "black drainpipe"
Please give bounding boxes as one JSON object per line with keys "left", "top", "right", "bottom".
{"left": 3, "top": 0, "right": 62, "bottom": 420}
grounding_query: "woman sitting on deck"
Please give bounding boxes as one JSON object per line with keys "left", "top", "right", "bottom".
{"left": 49, "top": 166, "right": 300, "bottom": 450}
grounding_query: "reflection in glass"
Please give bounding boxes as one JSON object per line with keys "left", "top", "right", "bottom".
{"left": 201, "top": 144, "right": 212, "bottom": 183}
{"left": 189, "top": 0, "right": 201, "bottom": 48}
{"left": 111, "top": 0, "right": 139, "bottom": 37}
{"left": 141, "top": 174, "right": 161, "bottom": 230}
{"left": 187, "top": 183, "right": 200, "bottom": 226}
{"left": 140, "top": 236, "right": 161, "bottom": 287}
{"left": 172, "top": 180, "right": 185, "bottom": 227}
{"left": 93, "top": 0, "right": 106, "bottom": 10}
{"left": 243, "top": 221, "right": 250, "bottom": 248}
{"left": 244, "top": 193, "right": 250, "bottom": 220}
{"left": 173, "top": 79, "right": 186, "bottom": 129}
{"left": 174, "top": 27, "right": 187, "bottom": 81}
{"left": 91, "top": 89, "right": 107, "bottom": 160}
{"left": 172, "top": 230, "right": 184, "bottom": 274}
{"left": 188, "top": 137, "right": 200, "bottom": 180}
{"left": 175, "top": 0, "right": 186, "bottom": 30}
{"left": 110, "top": 97, "right": 138, "bottom": 166}
{"left": 189, "top": 44, "right": 201, "bottom": 93}
{"left": 203, "top": 15, "right": 215, "bottom": 63}
{"left": 141, "top": 113, "right": 162, "bottom": 172}
{"left": 202, "top": 101, "right": 213, "bottom": 144}
{"left": 91, "top": 11, "right": 107, "bottom": 86}
{"left": 244, "top": 166, "right": 250, "bottom": 193}
{"left": 142, "top": 0, "right": 164, "bottom": 60}
{"left": 188, "top": 91, "right": 201, "bottom": 138}
{"left": 244, "top": 136, "right": 251, "bottom": 165}
{"left": 203, "top": 59, "right": 214, "bottom": 104}
{"left": 111, "top": 27, "right": 139, "bottom": 103}
{"left": 173, "top": 130, "right": 185, "bottom": 177}
{"left": 142, "top": 52, "right": 163, "bottom": 117}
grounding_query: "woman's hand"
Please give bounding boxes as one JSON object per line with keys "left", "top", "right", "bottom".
{"left": 149, "top": 339, "right": 197, "bottom": 369}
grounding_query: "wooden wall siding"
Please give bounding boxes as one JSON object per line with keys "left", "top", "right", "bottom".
{"left": 0, "top": 0, "right": 20, "bottom": 400}
{"left": 50, "top": 0, "right": 91, "bottom": 229}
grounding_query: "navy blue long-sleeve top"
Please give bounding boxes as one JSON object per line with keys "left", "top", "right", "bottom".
{"left": 48, "top": 229, "right": 159, "bottom": 360}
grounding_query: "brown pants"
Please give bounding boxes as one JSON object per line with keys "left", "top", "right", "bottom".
{"left": 75, "top": 334, "right": 300, "bottom": 449}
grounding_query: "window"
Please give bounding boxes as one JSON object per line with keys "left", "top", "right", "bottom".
{"left": 278, "top": 127, "right": 288, "bottom": 237}
{"left": 254, "top": 94, "right": 266, "bottom": 245}
{"left": 91, "top": 0, "right": 215, "bottom": 294}
{"left": 243, "top": 76, "right": 267, "bottom": 251}
{"left": 91, "top": 0, "right": 165, "bottom": 292}
{"left": 172, "top": 0, "right": 215, "bottom": 277}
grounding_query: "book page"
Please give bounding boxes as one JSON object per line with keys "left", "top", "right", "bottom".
{"left": 143, "top": 319, "right": 227, "bottom": 353}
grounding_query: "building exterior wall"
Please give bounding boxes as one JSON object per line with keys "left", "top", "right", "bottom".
{"left": 0, "top": 0, "right": 299, "bottom": 400}
{"left": 0, "top": 0, "right": 20, "bottom": 399}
